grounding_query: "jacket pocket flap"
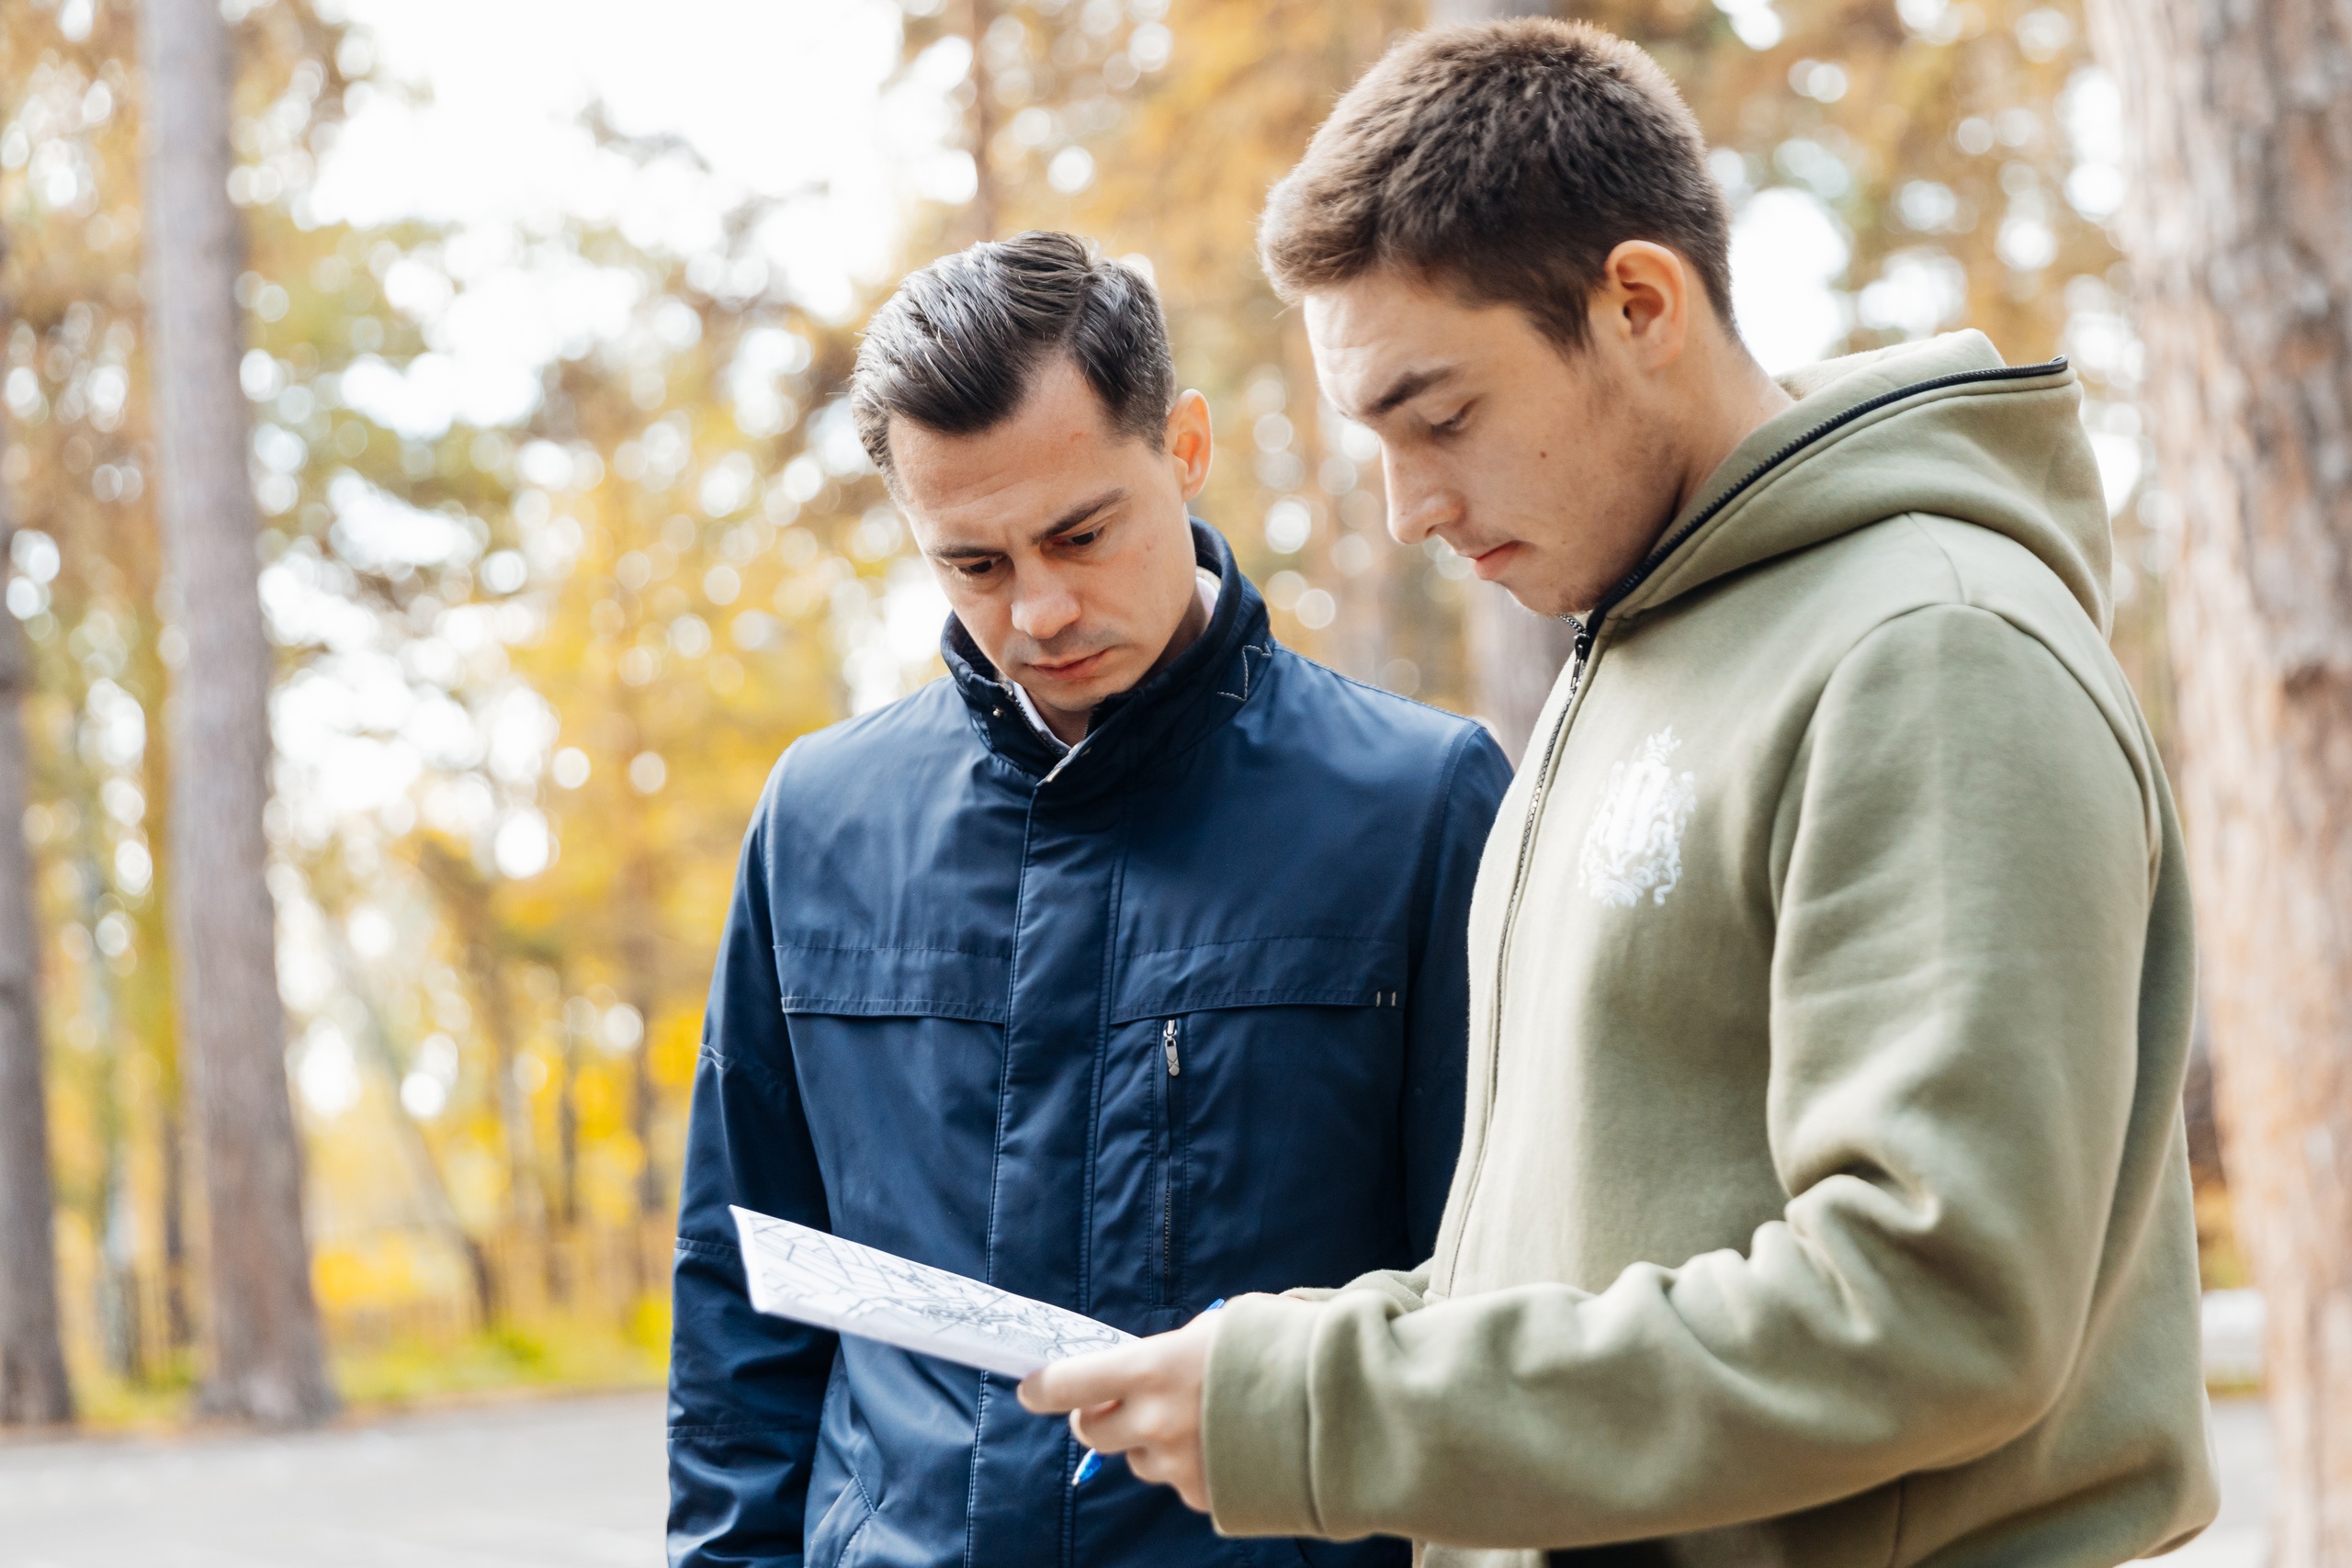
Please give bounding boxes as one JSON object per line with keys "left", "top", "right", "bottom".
{"left": 775, "top": 941, "right": 1012, "bottom": 1023}
{"left": 1110, "top": 935, "right": 1406, "bottom": 1023}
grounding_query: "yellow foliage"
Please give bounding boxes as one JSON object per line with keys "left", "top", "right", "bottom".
{"left": 650, "top": 1008, "right": 702, "bottom": 1090}
{"left": 1, "top": 0, "right": 2186, "bottom": 1420}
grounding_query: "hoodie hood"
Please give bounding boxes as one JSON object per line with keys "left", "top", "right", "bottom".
{"left": 1608, "top": 331, "right": 2111, "bottom": 637}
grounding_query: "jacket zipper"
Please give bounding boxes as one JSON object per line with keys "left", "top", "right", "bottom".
{"left": 1160, "top": 1019, "right": 1181, "bottom": 1303}
{"left": 1440, "top": 356, "right": 2066, "bottom": 1292}
{"left": 1039, "top": 728, "right": 1096, "bottom": 786}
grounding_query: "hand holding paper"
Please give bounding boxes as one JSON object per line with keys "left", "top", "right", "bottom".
{"left": 1016, "top": 1309, "right": 1220, "bottom": 1513}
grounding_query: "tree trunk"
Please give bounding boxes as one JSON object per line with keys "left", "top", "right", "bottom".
{"left": 1421, "top": 0, "right": 1575, "bottom": 762}
{"left": 478, "top": 938, "right": 545, "bottom": 1303}
{"left": 160, "top": 1103, "right": 193, "bottom": 1356}
{"left": 0, "top": 462, "right": 75, "bottom": 1428}
{"left": 2082, "top": 0, "right": 2352, "bottom": 1556}
{"left": 964, "top": 0, "right": 999, "bottom": 245}
{"left": 319, "top": 912, "right": 501, "bottom": 1330}
{"left": 416, "top": 841, "right": 541, "bottom": 1311}
{"left": 622, "top": 847, "right": 665, "bottom": 1300}
{"left": 550, "top": 1019, "right": 578, "bottom": 1307}
{"left": 475, "top": 939, "right": 541, "bottom": 1250}
{"left": 140, "top": 0, "right": 334, "bottom": 1425}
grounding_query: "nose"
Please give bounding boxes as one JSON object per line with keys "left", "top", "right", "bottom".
{"left": 1011, "top": 569, "right": 1082, "bottom": 646}
{"left": 1383, "top": 450, "right": 1461, "bottom": 547}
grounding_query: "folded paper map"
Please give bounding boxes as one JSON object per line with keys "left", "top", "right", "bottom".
{"left": 729, "top": 1205, "right": 1135, "bottom": 1379}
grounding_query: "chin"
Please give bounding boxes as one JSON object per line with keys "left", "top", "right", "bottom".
{"left": 1490, "top": 563, "right": 1582, "bottom": 621}
{"left": 1074, "top": 667, "right": 1144, "bottom": 708}
{"left": 1028, "top": 658, "right": 1137, "bottom": 713}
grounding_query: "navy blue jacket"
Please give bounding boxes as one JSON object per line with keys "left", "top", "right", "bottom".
{"left": 668, "top": 525, "right": 1511, "bottom": 1568}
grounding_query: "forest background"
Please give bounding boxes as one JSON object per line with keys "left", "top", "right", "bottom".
{"left": 0, "top": 0, "right": 2211, "bottom": 1423}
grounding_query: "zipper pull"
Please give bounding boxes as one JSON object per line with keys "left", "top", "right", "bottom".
{"left": 1564, "top": 615, "right": 1596, "bottom": 705}
{"left": 1162, "top": 1019, "right": 1181, "bottom": 1077}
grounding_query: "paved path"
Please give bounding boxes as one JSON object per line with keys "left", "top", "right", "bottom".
{"left": 0, "top": 1392, "right": 665, "bottom": 1568}
{"left": 0, "top": 1390, "right": 2274, "bottom": 1566}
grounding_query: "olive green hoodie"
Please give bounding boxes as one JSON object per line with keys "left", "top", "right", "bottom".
{"left": 1201, "top": 332, "right": 2216, "bottom": 1567}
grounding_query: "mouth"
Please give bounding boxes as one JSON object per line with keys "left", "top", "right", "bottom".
{"left": 1464, "top": 539, "right": 1523, "bottom": 581}
{"left": 1028, "top": 649, "right": 1114, "bottom": 682}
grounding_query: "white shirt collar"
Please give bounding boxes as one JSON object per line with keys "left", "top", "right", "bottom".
{"left": 1006, "top": 677, "right": 1068, "bottom": 753}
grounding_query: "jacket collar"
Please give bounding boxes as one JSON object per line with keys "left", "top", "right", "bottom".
{"left": 943, "top": 521, "right": 1273, "bottom": 806}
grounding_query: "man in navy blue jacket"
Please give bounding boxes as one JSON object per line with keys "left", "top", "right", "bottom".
{"left": 667, "top": 231, "right": 1512, "bottom": 1568}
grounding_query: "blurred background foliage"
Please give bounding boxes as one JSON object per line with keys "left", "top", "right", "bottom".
{"left": 0, "top": 0, "right": 2205, "bottom": 1420}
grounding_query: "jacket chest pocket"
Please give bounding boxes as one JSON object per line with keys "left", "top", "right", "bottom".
{"left": 774, "top": 939, "right": 1012, "bottom": 1259}
{"left": 775, "top": 939, "right": 1011, "bottom": 1025}
{"left": 1106, "top": 936, "right": 1408, "bottom": 1316}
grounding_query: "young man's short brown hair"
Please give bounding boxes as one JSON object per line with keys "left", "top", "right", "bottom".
{"left": 1260, "top": 18, "right": 1736, "bottom": 351}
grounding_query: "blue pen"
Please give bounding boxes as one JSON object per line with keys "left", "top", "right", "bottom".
{"left": 1072, "top": 1299, "right": 1225, "bottom": 1488}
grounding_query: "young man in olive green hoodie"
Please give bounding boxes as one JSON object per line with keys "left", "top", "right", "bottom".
{"left": 1021, "top": 17, "right": 2218, "bottom": 1568}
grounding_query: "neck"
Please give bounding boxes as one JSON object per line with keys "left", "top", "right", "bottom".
{"left": 1026, "top": 580, "right": 1210, "bottom": 747}
{"left": 1031, "top": 689, "right": 1091, "bottom": 748}
{"left": 1565, "top": 344, "right": 1792, "bottom": 621}
{"left": 1670, "top": 343, "right": 1794, "bottom": 519}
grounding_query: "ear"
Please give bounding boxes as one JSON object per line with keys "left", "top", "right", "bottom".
{"left": 1166, "top": 389, "right": 1214, "bottom": 502}
{"left": 1592, "top": 241, "right": 1690, "bottom": 370}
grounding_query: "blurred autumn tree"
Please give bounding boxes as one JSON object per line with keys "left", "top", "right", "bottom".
{"left": 4, "top": 0, "right": 243, "bottom": 1408}
{"left": 141, "top": 0, "right": 337, "bottom": 1425}
{"left": 198, "top": 111, "right": 895, "bottom": 1386}
{"left": 1, "top": 0, "right": 2184, "bottom": 1422}
{"left": 0, "top": 216, "right": 74, "bottom": 1426}
{"left": 896, "top": 0, "right": 2156, "bottom": 744}
{"left": 1, "top": 0, "right": 903, "bottom": 1413}
{"left": 2086, "top": 0, "right": 2352, "bottom": 1544}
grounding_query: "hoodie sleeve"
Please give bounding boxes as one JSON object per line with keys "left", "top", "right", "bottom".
{"left": 1199, "top": 604, "right": 2155, "bottom": 1549}
{"left": 668, "top": 769, "right": 838, "bottom": 1568}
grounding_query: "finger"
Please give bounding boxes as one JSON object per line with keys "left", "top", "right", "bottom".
{"left": 1128, "top": 1444, "right": 1206, "bottom": 1506}
{"left": 1125, "top": 1443, "right": 1171, "bottom": 1485}
{"left": 1064, "top": 1400, "right": 1119, "bottom": 1448}
{"left": 1018, "top": 1345, "right": 1148, "bottom": 1414}
{"left": 1070, "top": 1397, "right": 1152, "bottom": 1454}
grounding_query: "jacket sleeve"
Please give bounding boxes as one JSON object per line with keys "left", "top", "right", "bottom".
{"left": 1399, "top": 725, "right": 1514, "bottom": 1260}
{"left": 669, "top": 773, "right": 838, "bottom": 1568}
{"left": 1199, "top": 605, "right": 2157, "bottom": 1548}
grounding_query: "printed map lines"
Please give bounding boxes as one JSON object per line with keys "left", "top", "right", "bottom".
{"left": 729, "top": 1206, "right": 1133, "bottom": 1379}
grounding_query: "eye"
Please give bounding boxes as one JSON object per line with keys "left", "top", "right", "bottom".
{"left": 1060, "top": 527, "right": 1103, "bottom": 549}
{"left": 949, "top": 558, "right": 999, "bottom": 580}
{"left": 1430, "top": 404, "right": 1471, "bottom": 436}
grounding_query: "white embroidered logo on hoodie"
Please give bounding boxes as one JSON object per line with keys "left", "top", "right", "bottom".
{"left": 1577, "top": 728, "right": 1699, "bottom": 908}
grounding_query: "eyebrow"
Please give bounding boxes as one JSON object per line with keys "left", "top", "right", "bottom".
{"left": 1034, "top": 488, "right": 1125, "bottom": 545}
{"left": 926, "top": 487, "right": 1126, "bottom": 559}
{"left": 1362, "top": 364, "right": 1459, "bottom": 421}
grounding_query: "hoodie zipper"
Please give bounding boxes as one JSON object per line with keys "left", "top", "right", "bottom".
{"left": 1440, "top": 355, "right": 2066, "bottom": 1292}
{"left": 1159, "top": 1019, "right": 1182, "bottom": 1303}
